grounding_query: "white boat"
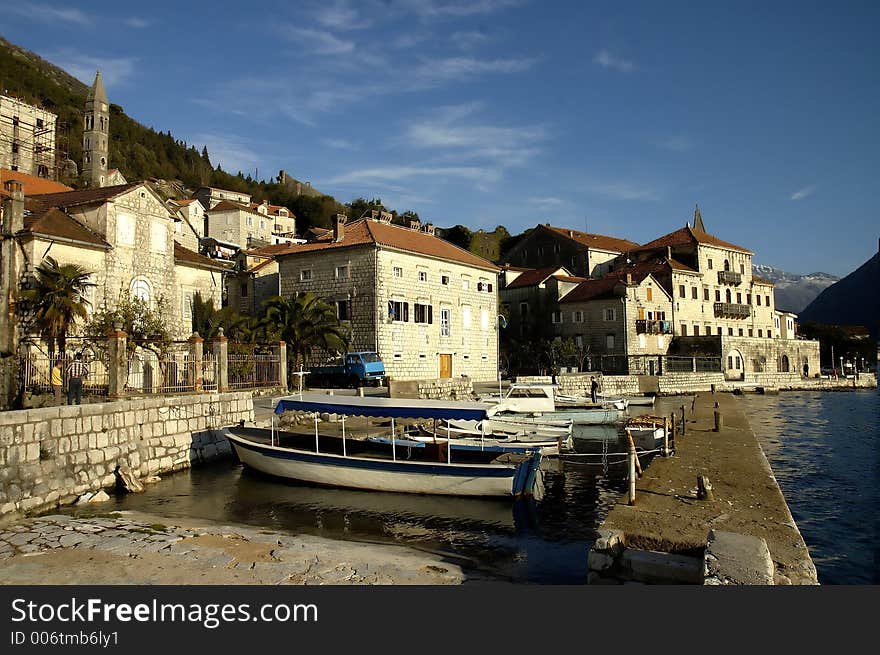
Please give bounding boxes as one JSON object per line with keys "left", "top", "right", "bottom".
{"left": 373, "top": 431, "right": 570, "bottom": 456}
{"left": 224, "top": 394, "right": 544, "bottom": 499}
{"left": 555, "top": 393, "right": 629, "bottom": 410}
{"left": 625, "top": 415, "right": 668, "bottom": 450}
{"left": 445, "top": 416, "right": 572, "bottom": 440}
{"left": 625, "top": 396, "right": 656, "bottom": 407}
{"left": 492, "top": 384, "right": 623, "bottom": 425}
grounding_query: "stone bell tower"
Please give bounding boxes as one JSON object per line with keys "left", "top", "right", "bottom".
{"left": 82, "top": 71, "right": 109, "bottom": 188}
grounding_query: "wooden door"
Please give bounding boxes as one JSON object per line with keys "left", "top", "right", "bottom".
{"left": 439, "top": 354, "right": 452, "bottom": 379}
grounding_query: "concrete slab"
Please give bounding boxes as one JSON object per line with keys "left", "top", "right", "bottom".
{"left": 704, "top": 530, "right": 774, "bottom": 585}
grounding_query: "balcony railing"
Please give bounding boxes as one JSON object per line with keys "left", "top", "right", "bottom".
{"left": 635, "top": 319, "right": 673, "bottom": 334}
{"left": 714, "top": 302, "right": 751, "bottom": 318}
{"left": 717, "top": 270, "right": 742, "bottom": 285}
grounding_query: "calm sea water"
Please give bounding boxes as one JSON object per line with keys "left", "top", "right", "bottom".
{"left": 740, "top": 389, "right": 879, "bottom": 585}
{"left": 74, "top": 392, "right": 877, "bottom": 583}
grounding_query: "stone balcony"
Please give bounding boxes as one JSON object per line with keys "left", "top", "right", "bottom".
{"left": 714, "top": 302, "right": 751, "bottom": 318}
{"left": 717, "top": 270, "right": 742, "bottom": 285}
{"left": 636, "top": 319, "right": 673, "bottom": 334}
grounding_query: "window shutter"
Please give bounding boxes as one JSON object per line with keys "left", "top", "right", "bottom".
{"left": 404, "top": 303, "right": 409, "bottom": 322}
{"left": 428, "top": 305, "right": 433, "bottom": 324}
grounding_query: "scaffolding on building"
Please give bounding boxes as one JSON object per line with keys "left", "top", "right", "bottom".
{"left": 0, "top": 94, "right": 57, "bottom": 179}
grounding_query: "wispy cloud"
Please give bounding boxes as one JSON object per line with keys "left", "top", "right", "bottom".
{"left": 405, "top": 0, "right": 524, "bottom": 19}
{"left": 313, "top": 2, "right": 371, "bottom": 30}
{"left": 527, "top": 196, "right": 565, "bottom": 206}
{"left": 45, "top": 50, "right": 136, "bottom": 86}
{"left": 413, "top": 56, "right": 536, "bottom": 84}
{"left": 328, "top": 165, "right": 501, "bottom": 187}
{"left": 192, "top": 133, "right": 263, "bottom": 176}
{"left": 655, "top": 136, "right": 693, "bottom": 152}
{"left": 7, "top": 2, "right": 91, "bottom": 25}
{"left": 405, "top": 103, "right": 547, "bottom": 166}
{"left": 450, "top": 30, "right": 490, "bottom": 50}
{"left": 593, "top": 49, "right": 636, "bottom": 73}
{"left": 791, "top": 185, "right": 816, "bottom": 201}
{"left": 323, "top": 138, "right": 358, "bottom": 150}
{"left": 278, "top": 25, "right": 354, "bottom": 55}
{"left": 124, "top": 17, "right": 152, "bottom": 29}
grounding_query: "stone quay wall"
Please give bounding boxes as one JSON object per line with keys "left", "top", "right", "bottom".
{"left": 516, "top": 373, "right": 641, "bottom": 396}
{"left": 0, "top": 392, "right": 254, "bottom": 517}
{"left": 388, "top": 377, "right": 475, "bottom": 400}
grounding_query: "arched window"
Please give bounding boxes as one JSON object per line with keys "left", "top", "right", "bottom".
{"left": 130, "top": 277, "right": 152, "bottom": 304}
{"left": 724, "top": 259, "right": 730, "bottom": 271}
{"left": 780, "top": 354, "right": 790, "bottom": 372}
{"left": 725, "top": 289, "right": 732, "bottom": 303}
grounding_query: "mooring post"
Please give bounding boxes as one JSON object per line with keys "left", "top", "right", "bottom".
{"left": 680, "top": 405, "right": 686, "bottom": 436}
{"left": 663, "top": 419, "right": 670, "bottom": 456}
{"left": 697, "top": 475, "right": 714, "bottom": 501}
{"left": 714, "top": 410, "right": 723, "bottom": 432}
{"left": 669, "top": 412, "right": 677, "bottom": 448}
{"left": 628, "top": 442, "right": 637, "bottom": 505}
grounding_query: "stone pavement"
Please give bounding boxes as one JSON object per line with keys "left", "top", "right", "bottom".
{"left": 0, "top": 512, "right": 464, "bottom": 585}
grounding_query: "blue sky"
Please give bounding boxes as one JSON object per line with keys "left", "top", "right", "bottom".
{"left": 2, "top": 0, "right": 877, "bottom": 277}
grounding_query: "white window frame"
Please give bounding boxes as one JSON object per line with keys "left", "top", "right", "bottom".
{"left": 418, "top": 270, "right": 428, "bottom": 282}
{"left": 130, "top": 277, "right": 152, "bottom": 304}
{"left": 393, "top": 266, "right": 403, "bottom": 278}
{"left": 440, "top": 308, "right": 451, "bottom": 337}
{"left": 604, "top": 308, "right": 616, "bottom": 321}
{"left": 300, "top": 269, "right": 312, "bottom": 281}
{"left": 335, "top": 265, "right": 350, "bottom": 280}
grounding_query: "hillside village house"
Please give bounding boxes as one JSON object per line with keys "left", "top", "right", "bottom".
{"left": 224, "top": 242, "right": 287, "bottom": 317}
{"left": 274, "top": 213, "right": 499, "bottom": 381}
{"left": 500, "top": 208, "right": 820, "bottom": 380}
{"left": 1, "top": 174, "right": 225, "bottom": 346}
{"left": 0, "top": 94, "right": 57, "bottom": 179}
{"left": 167, "top": 198, "right": 206, "bottom": 253}
{"left": 204, "top": 196, "right": 299, "bottom": 251}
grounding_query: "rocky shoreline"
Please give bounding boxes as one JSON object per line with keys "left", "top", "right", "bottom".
{"left": 0, "top": 511, "right": 465, "bottom": 585}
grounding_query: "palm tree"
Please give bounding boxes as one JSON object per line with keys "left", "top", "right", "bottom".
{"left": 20, "top": 257, "right": 95, "bottom": 355}
{"left": 261, "top": 292, "right": 349, "bottom": 374}
{"left": 191, "top": 292, "right": 256, "bottom": 341}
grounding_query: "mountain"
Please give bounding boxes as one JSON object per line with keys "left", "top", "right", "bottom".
{"left": 799, "top": 247, "right": 879, "bottom": 340}
{"left": 751, "top": 264, "right": 839, "bottom": 313}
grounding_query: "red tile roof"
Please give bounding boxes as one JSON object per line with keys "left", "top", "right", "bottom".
{"left": 22, "top": 205, "right": 109, "bottom": 248}
{"left": 274, "top": 219, "right": 498, "bottom": 271}
{"left": 29, "top": 183, "right": 143, "bottom": 208}
{"left": 633, "top": 225, "right": 751, "bottom": 255}
{"left": 171, "top": 198, "right": 200, "bottom": 207}
{"left": 504, "top": 266, "right": 568, "bottom": 289}
{"left": 541, "top": 224, "right": 640, "bottom": 253}
{"left": 0, "top": 169, "right": 72, "bottom": 195}
{"left": 560, "top": 259, "right": 670, "bottom": 304}
{"left": 208, "top": 199, "right": 255, "bottom": 213}
{"left": 552, "top": 274, "right": 589, "bottom": 284}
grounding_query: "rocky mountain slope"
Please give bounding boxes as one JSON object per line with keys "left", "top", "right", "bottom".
{"left": 752, "top": 264, "right": 838, "bottom": 313}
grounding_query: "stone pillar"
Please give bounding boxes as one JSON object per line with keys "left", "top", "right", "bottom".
{"left": 213, "top": 328, "right": 229, "bottom": 392}
{"left": 189, "top": 332, "right": 204, "bottom": 392}
{"left": 692, "top": 357, "right": 697, "bottom": 373}
{"left": 107, "top": 323, "right": 128, "bottom": 398}
{"left": 276, "top": 341, "right": 288, "bottom": 392}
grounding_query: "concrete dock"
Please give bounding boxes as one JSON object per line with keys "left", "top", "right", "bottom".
{"left": 590, "top": 392, "right": 818, "bottom": 585}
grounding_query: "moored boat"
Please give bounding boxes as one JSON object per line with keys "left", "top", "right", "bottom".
{"left": 224, "top": 394, "right": 544, "bottom": 499}
{"left": 624, "top": 415, "right": 668, "bottom": 450}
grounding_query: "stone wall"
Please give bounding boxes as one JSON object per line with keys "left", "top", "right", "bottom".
{"left": 658, "top": 372, "right": 727, "bottom": 394}
{"left": 0, "top": 392, "right": 253, "bottom": 517}
{"left": 388, "top": 377, "right": 474, "bottom": 400}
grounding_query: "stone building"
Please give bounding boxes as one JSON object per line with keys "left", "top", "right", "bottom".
{"left": 167, "top": 198, "right": 206, "bottom": 252}
{"left": 275, "top": 214, "right": 499, "bottom": 381}
{"left": 498, "top": 265, "right": 586, "bottom": 339}
{"left": 0, "top": 94, "right": 57, "bottom": 179}
{"left": 224, "top": 243, "right": 285, "bottom": 317}
{"left": 501, "top": 224, "right": 639, "bottom": 278}
{"left": 12, "top": 181, "right": 225, "bottom": 340}
{"left": 82, "top": 72, "right": 110, "bottom": 188}
{"left": 192, "top": 186, "right": 251, "bottom": 210}
{"left": 204, "top": 198, "right": 298, "bottom": 250}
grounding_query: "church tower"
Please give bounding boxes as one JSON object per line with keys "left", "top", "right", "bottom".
{"left": 82, "top": 71, "right": 109, "bottom": 187}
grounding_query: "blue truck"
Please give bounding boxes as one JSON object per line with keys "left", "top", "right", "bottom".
{"left": 308, "top": 352, "right": 386, "bottom": 388}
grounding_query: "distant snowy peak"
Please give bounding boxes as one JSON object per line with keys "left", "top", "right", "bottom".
{"left": 752, "top": 264, "right": 839, "bottom": 313}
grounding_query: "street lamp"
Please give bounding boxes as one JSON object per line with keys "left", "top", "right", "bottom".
{"left": 497, "top": 314, "right": 508, "bottom": 399}
{"left": 839, "top": 356, "right": 844, "bottom": 378}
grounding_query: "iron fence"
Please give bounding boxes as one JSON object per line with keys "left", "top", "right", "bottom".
{"left": 19, "top": 349, "right": 110, "bottom": 396}
{"left": 229, "top": 347, "right": 280, "bottom": 389}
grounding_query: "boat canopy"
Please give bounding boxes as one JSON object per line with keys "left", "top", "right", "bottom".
{"left": 274, "top": 393, "right": 491, "bottom": 421}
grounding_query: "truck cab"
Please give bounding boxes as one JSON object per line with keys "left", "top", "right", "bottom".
{"left": 345, "top": 352, "right": 386, "bottom": 386}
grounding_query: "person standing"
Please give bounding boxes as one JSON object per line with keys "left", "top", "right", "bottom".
{"left": 51, "top": 360, "right": 64, "bottom": 404}
{"left": 67, "top": 353, "right": 89, "bottom": 405}
{"left": 590, "top": 376, "right": 599, "bottom": 404}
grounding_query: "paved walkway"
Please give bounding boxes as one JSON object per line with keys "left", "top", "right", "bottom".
{"left": 0, "top": 512, "right": 464, "bottom": 585}
{"left": 601, "top": 391, "right": 818, "bottom": 584}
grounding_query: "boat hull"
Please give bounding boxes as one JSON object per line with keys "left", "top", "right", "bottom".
{"left": 500, "top": 409, "right": 622, "bottom": 425}
{"left": 225, "top": 430, "right": 540, "bottom": 498}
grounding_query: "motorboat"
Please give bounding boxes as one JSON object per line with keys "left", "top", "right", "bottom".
{"left": 491, "top": 384, "right": 624, "bottom": 425}
{"left": 223, "top": 394, "right": 544, "bottom": 499}
{"left": 625, "top": 395, "right": 656, "bottom": 407}
{"left": 624, "top": 415, "right": 669, "bottom": 450}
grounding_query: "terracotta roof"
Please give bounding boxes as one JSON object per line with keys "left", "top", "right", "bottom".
{"left": 170, "top": 198, "right": 199, "bottom": 207}
{"left": 29, "top": 183, "right": 143, "bottom": 208}
{"left": 274, "top": 219, "right": 498, "bottom": 271}
{"left": 246, "top": 243, "right": 297, "bottom": 257}
{"left": 668, "top": 257, "right": 698, "bottom": 273}
{"left": 560, "top": 259, "right": 670, "bottom": 304}
{"left": 174, "top": 242, "right": 230, "bottom": 271}
{"left": 209, "top": 199, "right": 255, "bottom": 213}
{"left": 22, "top": 205, "right": 109, "bottom": 248}
{"left": 249, "top": 202, "right": 294, "bottom": 218}
{"left": 751, "top": 275, "right": 775, "bottom": 286}
{"left": 0, "top": 169, "right": 72, "bottom": 195}
{"left": 504, "top": 266, "right": 568, "bottom": 289}
{"left": 248, "top": 258, "right": 276, "bottom": 274}
{"left": 541, "top": 224, "right": 640, "bottom": 253}
{"left": 633, "top": 225, "right": 752, "bottom": 255}
{"left": 552, "top": 274, "right": 589, "bottom": 284}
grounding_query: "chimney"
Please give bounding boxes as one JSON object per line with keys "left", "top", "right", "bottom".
{"left": 626, "top": 273, "right": 633, "bottom": 285}
{"left": 666, "top": 246, "right": 672, "bottom": 261}
{"left": 1, "top": 179, "right": 25, "bottom": 236}
{"left": 262, "top": 199, "right": 269, "bottom": 207}
{"left": 333, "top": 214, "right": 347, "bottom": 242}
{"left": 423, "top": 223, "right": 435, "bottom": 236}
{"left": 409, "top": 219, "right": 421, "bottom": 230}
